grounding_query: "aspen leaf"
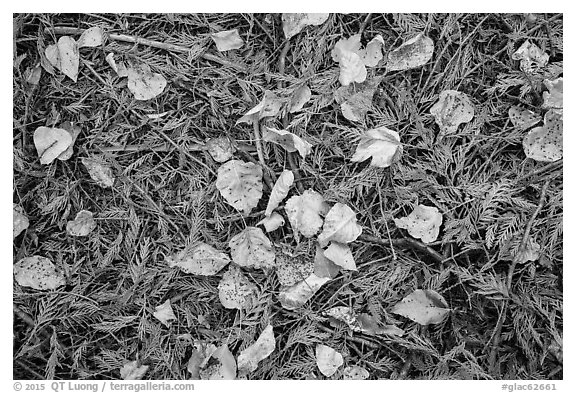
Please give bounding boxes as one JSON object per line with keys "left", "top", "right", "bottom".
{"left": 33, "top": 126, "right": 73, "bottom": 165}
{"left": 218, "top": 265, "right": 257, "bottom": 310}
{"left": 331, "top": 34, "right": 362, "bottom": 63}
{"left": 289, "top": 85, "right": 312, "bottom": 113}
{"left": 237, "top": 324, "right": 276, "bottom": 373}
{"left": 127, "top": 64, "right": 167, "bottom": 100}
{"left": 275, "top": 253, "right": 314, "bottom": 286}
{"left": 200, "top": 345, "right": 237, "bottom": 380}
{"left": 323, "top": 242, "right": 356, "bottom": 271}
{"left": 394, "top": 204, "right": 442, "bottom": 244}
{"left": 78, "top": 26, "right": 104, "bottom": 48}
{"left": 343, "top": 366, "right": 369, "bottom": 380}
{"left": 323, "top": 306, "right": 362, "bottom": 332}
{"left": 66, "top": 210, "right": 96, "bottom": 237}
{"left": 216, "top": 160, "right": 263, "bottom": 214}
{"left": 237, "top": 90, "right": 283, "bottom": 125}
{"left": 263, "top": 127, "right": 312, "bottom": 159}
{"left": 314, "top": 245, "right": 341, "bottom": 279}
{"left": 13, "top": 204, "right": 29, "bottom": 239}
{"left": 211, "top": 29, "right": 244, "bottom": 52}
{"left": 523, "top": 109, "right": 562, "bottom": 162}
{"left": 120, "top": 360, "right": 148, "bottom": 380}
{"left": 166, "top": 242, "right": 231, "bottom": 276}
{"left": 318, "top": 203, "right": 362, "bottom": 247}
{"left": 265, "top": 170, "right": 294, "bottom": 216}
{"left": 387, "top": 33, "right": 434, "bottom": 71}
{"left": 315, "top": 344, "right": 343, "bottom": 377}
{"left": 334, "top": 77, "right": 382, "bottom": 122}
{"left": 430, "top": 90, "right": 475, "bottom": 135}
{"left": 279, "top": 273, "right": 329, "bottom": 310}
{"left": 338, "top": 51, "right": 367, "bottom": 86}
{"left": 105, "top": 53, "right": 128, "bottom": 77}
{"left": 358, "top": 35, "right": 385, "bottom": 67}
{"left": 45, "top": 36, "right": 79, "bottom": 82}
{"left": 257, "top": 212, "right": 285, "bottom": 232}
{"left": 153, "top": 299, "right": 177, "bottom": 327}
{"left": 206, "top": 137, "right": 234, "bottom": 163}
{"left": 58, "top": 121, "right": 81, "bottom": 161}
{"left": 542, "top": 77, "right": 563, "bottom": 109}
{"left": 14, "top": 256, "right": 66, "bottom": 291}
{"left": 391, "top": 289, "right": 450, "bottom": 325}
{"left": 333, "top": 34, "right": 384, "bottom": 68}
{"left": 229, "top": 227, "right": 275, "bottom": 269}
{"left": 285, "top": 189, "right": 329, "bottom": 240}
{"left": 282, "top": 13, "right": 330, "bottom": 39}
{"left": 512, "top": 40, "right": 549, "bottom": 73}
{"left": 187, "top": 341, "right": 217, "bottom": 379}
{"left": 81, "top": 157, "right": 115, "bottom": 188}
{"left": 516, "top": 237, "right": 541, "bottom": 264}
{"left": 509, "top": 106, "right": 541, "bottom": 130}
{"left": 350, "top": 126, "right": 402, "bottom": 168}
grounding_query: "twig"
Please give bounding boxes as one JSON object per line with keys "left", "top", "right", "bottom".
{"left": 359, "top": 13, "right": 373, "bottom": 36}
{"left": 359, "top": 233, "right": 444, "bottom": 264}
{"left": 316, "top": 324, "right": 380, "bottom": 350}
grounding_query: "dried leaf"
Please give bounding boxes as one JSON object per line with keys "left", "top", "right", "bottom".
{"left": 265, "top": 170, "right": 294, "bottom": 216}
{"left": 334, "top": 77, "right": 382, "bottom": 122}
{"left": 318, "top": 203, "right": 362, "bottom": 247}
{"left": 430, "top": 90, "right": 475, "bottom": 135}
{"left": 387, "top": 33, "right": 434, "bottom": 71}
{"left": 206, "top": 137, "right": 234, "bottom": 163}
{"left": 257, "top": 212, "right": 285, "bottom": 232}
{"left": 342, "top": 366, "right": 369, "bottom": 380}
{"left": 516, "top": 237, "right": 541, "bottom": 265}
{"left": 211, "top": 29, "right": 244, "bottom": 52}
{"left": 66, "top": 210, "right": 96, "bottom": 237}
{"left": 166, "top": 242, "right": 231, "bottom": 276}
{"left": 512, "top": 40, "right": 549, "bottom": 73}
{"left": 350, "top": 126, "right": 402, "bottom": 168}
{"left": 279, "top": 273, "right": 329, "bottom": 310}
{"left": 542, "top": 77, "right": 563, "bottom": 109}
{"left": 263, "top": 127, "right": 312, "bottom": 159}
{"left": 13, "top": 204, "right": 29, "bottom": 239}
{"left": 33, "top": 126, "right": 73, "bottom": 165}
{"left": 509, "top": 106, "right": 541, "bottom": 130}
{"left": 289, "top": 85, "right": 312, "bottom": 113}
{"left": 275, "top": 253, "right": 314, "bottom": 286}
{"left": 187, "top": 341, "right": 217, "bottom": 379}
{"left": 216, "top": 160, "right": 263, "bottom": 214}
{"left": 200, "top": 345, "right": 237, "bottom": 380}
{"left": 14, "top": 256, "right": 66, "bottom": 291}
{"left": 323, "top": 306, "right": 362, "bottom": 331}
{"left": 153, "top": 299, "right": 177, "bottom": 327}
{"left": 391, "top": 289, "right": 450, "bottom": 325}
{"left": 45, "top": 36, "right": 79, "bottom": 81}
{"left": 358, "top": 35, "right": 385, "bottom": 67}
{"left": 315, "top": 344, "right": 343, "bottom": 377}
{"left": 323, "top": 242, "right": 356, "bottom": 271}
{"left": 237, "top": 324, "right": 276, "bottom": 373}
{"left": 25, "top": 64, "right": 42, "bottom": 85}
{"left": 338, "top": 51, "right": 367, "bottom": 86}
{"left": 229, "top": 227, "right": 275, "bottom": 269}
{"left": 81, "top": 157, "right": 115, "bottom": 188}
{"left": 237, "top": 90, "right": 283, "bottom": 125}
{"left": 314, "top": 245, "right": 341, "bottom": 279}
{"left": 394, "top": 204, "right": 443, "bottom": 244}
{"left": 58, "top": 121, "right": 81, "bottom": 161}
{"left": 356, "top": 313, "right": 404, "bottom": 336}
{"left": 127, "top": 64, "right": 167, "bottom": 100}
{"left": 523, "top": 109, "right": 563, "bottom": 162}
{"left": 285, "top": 189, "right": 329, "bottom": 240}
{"left": 331, "top": 34, "right": 362, "bottom": 63}
{"left": 218, "top": 265, "right": 257, "bottom": 310}
{"left": 78, "top": 26, "right": 104, "bottom": 48}
{"left": 120, "top": 360, "right": 148, "bottom": 380}
{"left": 282, "top": 13, "right": 330, "bottom": 39}
{"left": 105, "top": 53, "right": 128, "bottom": 77}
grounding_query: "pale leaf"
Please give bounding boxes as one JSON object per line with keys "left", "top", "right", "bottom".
{"left": 211, "top": 29, "right": 244, "bottom": 52}
{"left": 25, "top": 64, "right": 42, "bottom": 85}
{"left": 387, "top": 33, "right": 434, "bottom": 71}
{"left": 285, "top": 189, "right": 329, "bottom": 240}
{"left": 33, "top": 126, "right": 73, "bottom": 165}
{"left": 430, "top": 90, "right": 475, "bottom": 135}
{"left": 509, "top": 106, "right": 541, "bottom": 130}
{"left": 334, "top": 77, "right": 382, "bottom": 122}
{"left": 323, "top": 242, "right": 356, "bottom": 271}
{"left": 13, "top": 204, "right": 29, "bottom": 239}
{"left": 512, "top": 40, "right": 549, "bottom": 73}
{"left": 350, "top": 126, "right": 402, "bottom": 168}
{"left": 516, "top": 237, "right": 541, "bottom": 265}
{"left": 229, "top": 227, "right": 275, "bottom": 269}
{"left": 282, "top": 13, "right": 330, "bottom": 39}
{"left": 542, "top": 77, "right": 563, "bottom": 109}
{"left": 394, "top": 204, "right": 443, "bottom": 244}
{"left": 14, "top": 256, "right": 66, "bottom": 291}
{"left": 45, "top": 36, "right": 79, "bottom": 82}
{"left": 237, "top": 90, "right": 283, "bottom": 125}
{"left": 257, "top": 212, "right": 285, "bottom": 232}
{"left": 275, "top": 253, "right": 314, "bottom": 286}
{"left": 66, "top": 210, "right": 96, "bottom": 237}
{"left": 313, "top": 245, "right": 340, "bottom": 279}
{"left": 237, "top": 324, "right": 276, "bottom": 373}
{"left": 338, "top": 51, "right": 367, "bottom": 86}
{"left": 342, "top": 366, "right": 369, "bottom": 380}
{"left": 289, "top": 85, "right": 312, "bottom": 113}
{"left": 279, "top": 273, "right": 329, "bottom": 310}
{"left": 166, "top": 242, "right": 231, "bottom": 276}
{"left": 200, "top": 345, "right": 237, "bottom": 380}
{"left": 391, "top": 289, "right": 450, "bottom": 325}
{"left": 105, "top": 53, "right": 128, "bottom": 77}
{"left": 263, "top": 127, "right": 312, "bottom": 159}
{"left": 206, "top": 137, "right": 234, "bottom": 163}
{"left": 78, "top": 26, "right": 104, "bottom": 48}
{"left": 153, "top": 299, "right": 177, "bottom": 327}
{"left": 265, "top": 170, "right": 294, "bottom": 216}
{"left": 323, "top": 306, "right": 362, "bottom": 332}
{"left": 81, "top": 157, "right": 115, "bottom": 188}
{"left": 216, "top": 160, "right": 263, "bottom": 214}
{"left": 315, "top": 344, "right": 343, "bottom": 377}
{"left": 58, "top": 121, "right": 81, "bottom": 161}
{"left": 187, "top": 341, "right": 217, "bottom": 379}
{"left": 358, "top": 35, "right": 385, "bottom": 67}
{"left": 120, "top": 361, "right": 148, "bottom": 380}
{"left": 317, "top": 203, "right": 362, "bottom": 247}
{"left": 331, "top": 34, "right": 362, "bottom": 63}
{"left": 127, "top": 64, "right": 167, "bottom": 100}
{"left": 218, "top": 265, "right": 257, "bottom": 310}
{"left": 523, "top": 109, "right": 562, "bottom": 162}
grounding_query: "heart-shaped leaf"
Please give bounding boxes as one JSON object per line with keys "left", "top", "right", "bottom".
{"left": 13, "top": 204, "right": 29, "bottom": 239}
{"left": 275, "top": 253, "right": 314, "bottom": 286}
{"left": 282, "top": 13, "right": 330, "bottom": 39}
{"left": 394, "top": 204, "right": 443, "bottom": 244}
{"left": 387, "top": 33, "right": 434, "bottom": 71}
{"left": 391, "top": 289, "right": 450, "bottom": 325}
{"left": 430, "top": 90, "right": 475, "bottom": 135}
{"left": 218, "top": 265, "right": 257, "bottom": 310}
{"left": 33, "top": 126, "right": 73, "bottom": 165}
{"left": 78, "top": 26, "right": 105, "bottom": 48}
{"left": 166, "top": 242, "right": 231, "bottom": 276}
{"left": 211, "top": 29, "right": 244, "bottom": 52}
{"left": 153, "top": 299, "right": 177, "bottom": 327}
{"left": 229, "top": 227, "right": 275, "bottom": 269}
{"left": 237, "top": 324, "right": 276, "bottom": 373}
{"left": 512, "top": 40, "right": 549, "bottom": 73}
{"left": 509, "top": 106, "right": 541, "bottom": 130}
{"left": 315, "top": 344, "right": 343, "bottom": 377}
{"left": 542, "top": 77, "right": 563, "bottom": 109}
{"left": 523, "top": 109, "right": 562, "bottom": 162}
{"left": 81, "top": 157, "right": 115, "bottom": 188}
{"left": 323, "top": 242, "right": 356, "bottom": 271}
{"left": 318, "top": 203, "right": 362, "bottom": 247}
{"left": 127, "top": 64, "right": 167, "bottom": 100}
{"left": 66, "top": 210, "right": 96, "bottom": 236}
{"left": 342, "top": 366, "right": 369, "bottom": 380}
{"left": 120, "top": 361, "right": 149, "bottom": 380}
{"left": 45, "top": 36, "right": 79, "bottom": 82}
{"left": 289, "top": 85, "right": 312, "bottom": 113}
{"left": 350, "top": 126, "right": 402, "bottom": 168}
{"left": 263, "top": 127, "right": 313, "bottom": 159}
{"left": 279, "top": 273, "right": 329, "bottom": 310}
{"left": 334, "top": 77, "right": 382, "bottom": 122}
{"left": 257, "top": 212, "right": 285, "bottom": 232}
{"left": 206, "top": 137, "right": 234, "bottom": 163}
{"left": 14, "top": 256, "right": 66, "bottom": 291}
{"left": 216, "top": 160, "right": 263, "bottom": 214}
{"left": 265, "top": 170, "right": 294, "bottom": 216}
{"left": 285, "top": 189, "right": 329, "bottom": 240}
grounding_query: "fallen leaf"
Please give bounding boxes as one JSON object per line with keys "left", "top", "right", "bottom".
{"left": 523, "top": 109, "right": 562, "bottom": 162}
{"left": 350, "top": 126, "right": 402, "bottom": 168}
{"left": 516, "top": 237, "right": 541, "bottom": 264}
{"left": 81, "top": 157, "right": 115, "bottom": 188}
{"left": 58, "top": 121, "right": 81, "bottom": 161}
{"left": 275, "top": 253, "right": 314, "bottom": 286}
{"left": 187, "top": 341, "right": 217, "bottom": 379}
{"left": 105, "top": 53, "right": 128, "bottom": 77}
{"left": 342, "top": 365, "right": 369, "bottom": 380}
{"left": 331, "top": 34, "right": 362, "bottom": 63}
{"left": 13, "top": 204, "right": 29, "bottom": 239}
{"left": 509, "top": 106, "right": 541, "bottom": 130}
{"left": 66, "top": 210, "right": 96, "bottom": 236}
{"left": 263, "top": 127, "right": 313, "bottom": 159}
{"left": 289, "top": 85, "right": 312, "bottom": 113}
{"left": 166, "top": 242, "right": 231, "bottom": 276}
{"left": 430, "top": 90, "right": 475, "bottom": 135}
{"left": 127, "top": 64, "right": 167, "bottom": 100}
{"left": 153, "top": 299, "right": 177, "bottom": 327}
{"left": 14, "top": 256, "right": 66, "bottom": 291}
{"left": 33, "top": 126, "right": 73, "bottom": 165}
{"left": 78, "top": 26, "right": 104, "bottom": 48}
{"left": 512, "top": 40, "right": 549, "bottom": 73}
{"left": 542, "top": 77, "right": 563, "bottom": 109}
{"left": 356, "top": 313, "right": 404, "bottom": 336}
{"left": 315, "top": 344, "right": 343, "bottom": 377}
{"left": 282, "top": 13, "right": 330, "bottom": 39}
{"left": 120, "top": 360, "right": 149, "bottom": 380}
{"left": 318, "top": 203, "right": 362, "bottom": 247}
{"left": 323, "top": 306, "right": 362, "bottom": 331}
{"left": 394, "top": 204, "right": 443, "bottom": 244}
{"left": 200, "top": 345, "right": 237, "bottom": 380}
{"left": 265, "top": 170, "right": 294, "bottom": 216}
{"left": 285, "top": 189, "right": 329, "bottom": 240}
{"left": 323, "top": 242, "right": 356, "bottom": 271}
{"left": 279, "top": 273, "right": 329, "bottom": 310}
{"left": 211, "top": 29, "right": 244, "bottom": 52}
{"left": 314, "top": 245, "right": 341, "bottom": 279}
{"left": 45, "top": 36, "right": 79, "bottom": 82}
{"left": 387, "top": 33, "right": 434, "bottom": 71}
{"left": 334, "top": 77, "right": 382, "bottom": 122}
{"left": 257, "top": 212, "right": 285, "bottom": 232}
{"left": 218, "top": 265, "right": 257, "bottom": 310}
{"left": 358, "top": 35, "right": 385, "bottom": 67}
{"left": 237, "top": 324, "right": 276, "bottom": 373}
{"left": 229, "top": 227, "right": 275, "bottom": 269}
{"left": 338, "top": 51, "right": 367, "bottom": 86}
{"left": 391, "top": 289, "right": 450, "bottom": 325}
{"left": 206, "top": 137, "right": 234, "bottom": 163}
{"left": 216, "top": 160, "right": 263, "bottom": 214}
{"left": 237, "top": 90, "right": 283, "bottom": 125}
{"left": 25, "top": 64, "right": 42, "bottom": 85}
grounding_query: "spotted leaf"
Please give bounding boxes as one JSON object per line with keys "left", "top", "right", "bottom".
{"left": 166, "top": 242, "right": 231, "bottom": 276}
{"left": 14, "top": 256, "right": 66, "bottom": 291}
{"left": 391, "top": 289, "right": 450, "bottom": 325}
{"left": 430, "top": 90, "right": 475, "bottom": 135}
{"left": 387, "top": 33, "right": 434, "bottom": 71}
{"left": 218, "top": 265, "right": 257, "bottom": 310}
{"left": 229, "top": 227, "right": 275, "bottom": 269}
{"left": 523, "top": 109, "right": 562, "bottom": 162}
{"left": 216, "top": 160, "right": 263, "bottom": 214}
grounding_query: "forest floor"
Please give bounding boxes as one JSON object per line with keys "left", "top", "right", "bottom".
{"left": 13, "top": 13, "right": 563, "bottom": 380}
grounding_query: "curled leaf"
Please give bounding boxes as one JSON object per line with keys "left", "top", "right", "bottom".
{"left": 265, "top": 170, "right": 294, "bottom": 216}
{"left": 216, "top": 160, "right": 263, "bottom": 214}
{"left": 237, "top": 324, "right": 276, "bottom": 373}
{"left": 105, "top": 53, "right": 128, "bottom": 77}
{"left": 206, "top": 137, "right": 234, "bottom": 163}
{"left": 120, "top": 360, "right": 148, "bottom": 380}
{"left": 58, "top": 121, "right": 81, "bottom": 161}
{"left": 13, "top": 204, "right": 29, "bottom": 239}
{"left": 279, "top": 273, "right": 329, "bottom": 310}
{"left": 14, "top": 256, "right": 66, "bottom": 291}
{"left": 512, "top": 40, "right": 549, "bottom": 73}
{"left": 523, "top": 109, "right": 562, "bottom": 162}
{"left": 391, "top": 289, "right": 450, "bottom": 325}
{"left": 78, "top": 26, "right": 104, "bottom": 48}
{"left": 331, "top": 34, "right": 362, "bottom": 63}
{"left": 350, "top": 126, "right": 402, "bottom": 168}
{"left": 263, "top": 128, "right": 312, "bottom": 159}
{"left": 166, "top": 242, "right": 231, "bottom": 276}
{"left": 81, "top": 157, "right": 115, "bottom": 188}
{"left": 334, "top": 77, "right": 382, "bottom": 122}
{"left": 285, "top": 189, "right": 329, "bottom": 240}
{"left": 33, "top": 126, "right": 73, "bottom": 165}
{"left": 211, "top": 29, "right": 244, "bottom": 52}
{"left": 394, "top": 204, "right": 443, "bottom": 244}
{"left": 430, "top": 90, "right": 475, "bottom": 135}
{"left": 237, "top": 90, "right": 283, "bottom": 125}
{"left": 229, "top": 227, "right": 275, "bottom": 269}
{"left": 542, "top": 77, "right": 563, "bottom": 109}
{"left": 153, "top": 299, "right": 177, "bottom": 327}
{"left": 323, "top": 242, "right": 356, "bottom": 271}
{"left": 289, "top": 85, "right": 312, "bottom": 113}
{"left": 45, "top": 36, "right": 79, "bottom": 81}
{"left": 127, "top": 64, "right": 167, "bottom": 100}
{"left": 315, "top": 344, "right": 343, "bottom": 377}
{"left": 387, "top": 33, "right": 434, "bottom": 71}
{"left": 342, "top": 366, "right": 369, "bottom": 380}
{"left": 257, "top": 212, "right": 285, "bottom": 232}
{"left": 66, "top": 210, "right": 96, "bottom": 236}
{"left": 218, "top": 265, "right": 257, "bottom": 310}
{"left": 282, "top": 13, "right": 329, "bottom": 39}
{"left": 509, "top": 106, "right": 541, "bottom": 130}
{"left": 318, "top": 203, "right": 362, "bottom": 247}
{"left": 358, "top": 35, "right": 385, "bottom": 67}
